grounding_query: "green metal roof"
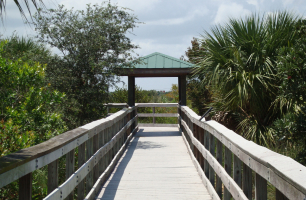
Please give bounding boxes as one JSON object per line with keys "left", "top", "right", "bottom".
{"left": 133, "top": 52, "right": 194, "bottom": 69}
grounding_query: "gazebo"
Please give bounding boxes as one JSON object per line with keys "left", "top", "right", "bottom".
{"left": 120, "top": 52, "right": 195, "bottom": 106}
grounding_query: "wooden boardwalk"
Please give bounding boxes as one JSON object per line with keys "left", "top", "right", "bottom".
{"left": 95, "top": 127, "right": 212, "bottom": 200}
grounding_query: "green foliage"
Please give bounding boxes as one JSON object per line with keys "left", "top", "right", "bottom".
{"left": 1, "top": 34, "right": 52, "bottom": 64}
{"left": 0, "top": 41, "right": 66, "bottom": 156}
{"left": 110, "top": 86, "right": 177, "bottom": 124}
{"left": 33, "top": 3, "right": 140, "bottom": 128}
{"left": 0, "top": 37, "right": 66, "bottom": 198}
{"left": 272, "top": 19, "right": 306, "bottom": 164}
{"left": 181, "top": 38, "right": 212, "bottom": 116}
{"left": 194, "top": 11, "right": 300, "bottom": 145}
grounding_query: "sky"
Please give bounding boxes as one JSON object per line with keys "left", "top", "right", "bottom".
{"left": 1, "top": 0, "right": 306, "bottom": 91}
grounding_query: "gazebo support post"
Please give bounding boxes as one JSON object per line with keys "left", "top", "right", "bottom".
{"left": 178, "top": 75, "right": 186, "bottom": 106}
{"left": 128, "top": 76, "right": 135, "bottom": 107}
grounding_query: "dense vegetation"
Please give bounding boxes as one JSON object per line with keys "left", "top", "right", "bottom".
{"left": 185, "top": 11, "right": 306, "bottom": 164}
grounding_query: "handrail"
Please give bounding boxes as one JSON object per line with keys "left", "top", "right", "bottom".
{"left": 2, "top": 103, "right": 305, "bottom": 200}
{"left": 136, "top": 103, "right": 178, "bottom": 127}
{"left": 178, "top": 105, "right": 306, "bottom": 200}
{"left": 0, "top": 106, "right": 138, "bottom": 200}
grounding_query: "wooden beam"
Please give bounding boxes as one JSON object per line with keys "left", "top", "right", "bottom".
{"left": 19, "top": 173, "right": 32, "bottom": 200}
{"left": 178, "top": 75, "right": 186, "bottom": 105}
{"left": 128, "top": 76, "right": 135, "bottom": 106}
{"left": 119, "top": 68, "right": 193, "bottom": 77}
{"left": 48, "top": 160, "right": 58, "bottom": 195}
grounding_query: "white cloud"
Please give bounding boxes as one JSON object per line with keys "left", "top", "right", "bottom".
{"left": 282, "top": 0, "right": 294, "bottom": 7}
{"left": 213, "top": 3, "right": 252, "bottom": 24}
{"left": 112, "top": 0, "right": 161, "bottom": 13}
{"left": 247, "top": 0, "right": 259, "bottom": 9}
{"left": 146, "top": 8, "right": 209, "bottom": 26}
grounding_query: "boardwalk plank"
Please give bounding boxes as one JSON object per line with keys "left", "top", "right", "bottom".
{"left": 95, "top": 127, "right": 212, "bottom": 200}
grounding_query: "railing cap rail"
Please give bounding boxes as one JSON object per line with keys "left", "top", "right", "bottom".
{"left": 180, "top": 105, "right": 306, "bottom": 196}
{"left": 0, "top": 106, "right": 136, "bottom": 177}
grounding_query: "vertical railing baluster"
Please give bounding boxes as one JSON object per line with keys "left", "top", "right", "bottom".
{"left": 86, "top": 137, "right": 93, "bottom": 195}
{"left": 48, "top": 159, "right": 58, "bottom": 195}
{"left": 276, "top": 189, "right": 289, "bottom": 200}
{"left": 224, "top": 146, "right": 232, "bottom": 200}
{"left": 234, "top": 155, "right": 242, "bottom": 187}
{"left": 77, "top": 142, "right": 86, "bottom": 200}
{"left": 93, "top": 133, "right": 99, "bottom": 184}
{"left": 65, "top": 149, "right": 75, "bottom": 200}
{"left": 153, "top": 107, "right": 155, "bottom": 124}
{"left": 19, "top": 173, "right": 32, "bottom": 200}
{"left": 243, "top": 163, "right": 252, "bottom": 199}
{"left": 98, "top": 129, "right": 104, "bottom": 176}
{"left": 255, "top": 173, "right": 267, "bottom": 200}
{"left": 209, "top": 133, "right": 215, "bottom": 186}
{"left": 193, "top": 123, "right": 198, "bottom": 160}
{"left": 200, "top": 127, "right": 204, "bottom": 170}
{"left": 216, "top": 139, "right": 222, "bottom": 198}
{"left": 204, "top": 129, "right": 209, "bottom": 178}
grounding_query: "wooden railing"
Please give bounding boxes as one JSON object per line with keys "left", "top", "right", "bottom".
{"left": 179, "top": 105, "right": 306, "bottom": 200}
{"left": 105, "top": 103, "right": 178, "bottom": 127}
{"left": 0, "top": 106, "right": 138, "bottom": 200}
{"left": 136, "top": 103, "right": 178, "bottom": 127}
{"left": 1, "top": 103, "right": 306, "bottom": 200}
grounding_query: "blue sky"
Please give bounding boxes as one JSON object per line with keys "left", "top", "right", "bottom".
{"left": 1, "top": 0, "right": 306, "bottom": 91}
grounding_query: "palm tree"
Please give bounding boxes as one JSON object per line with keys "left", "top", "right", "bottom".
{"left": 0, "top": 0, "right": 45, "bottom": 21}
{"left": 194, "top": 11, "right": 300, "bottom": 145}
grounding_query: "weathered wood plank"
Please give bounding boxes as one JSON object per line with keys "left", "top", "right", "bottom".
{"left": 224, "top": 146, "right": 232, "bottom": 200}
{"left": 204, "top": 129, "right": 210, "bottom": 178}
{"left": 0, "top": 127, "right": 87, "bottom": 182}
{"left": 136, "top": 103, "right": 178, "bottom": 107}
{"left": 243, "top": 163, "right": 252, "bottom": 200}
{"left": 77, "top": 143, "right": 86, "bottom": 200}
{"left": 209, "top": 133, "right": 215, "bottom": 186}
{"left": 19, "top": 173, "right": 32, "bottom": 200}
{"left": 48, "top": 159, "right": 58, "bottom": 194}
{"left": 84, "top": 125, "right": 138, "bottom": 200}
{"left": 255, "top": 173, "right": 267, "bottom": 200}
{"left": 86, "top": 137, "right": 93, "bottom": 196}
{"left": 216, "top": 139, "right": 223, "bottom": 198}
{"left": 44, "top": 115, "right": 137, "bottom": 200}
{"left": 180, "top": 117, "right": 249, "bottom": 200}
{"left": 234, "top": 155, "right": 242, "bottom": 187}
{"left": 138, "top": 123, "right": 178, "bottom": 127}
{"left": 96, "top": 127, "right": 214, "bottom": 200}
{"left": 138, "top": 113, "right": 178, "bottom": 117}
{"left": 65, "top": 149, "right": 75, "bottom": 200}
{"left": 93, "top": 134, "right": 99, "bottom": 184}
{"left": 276, "top": 188, "right": 289, "bottom": 200}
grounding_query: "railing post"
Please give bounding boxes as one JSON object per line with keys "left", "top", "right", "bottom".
{"left": 204, "top": 129, "right": 209, "bottom": 178}
{"left": 86, "top": 137, "right": 93, "bottom": 195}
{"left": 193, "top": 123, "right": 198, "bottom": 160}
{"left": 243, "top": 163, "right": 252, "bottom": 199}
{"left": 199, "top": 127, "right": 204, "bottom": 170}
{"left": 255, "top": 173, "right": 267, "bottom": 200}
{"left": 48, "top": 159, "right": 58, "bottom": 195}
{"left": 209, "top": 133, "right": 215, "bottom": 186}
{"left": 152, "top": 107, "right": 155, "bottom": 124}
{"left": 216, "top": 139, "right": 222, "bottom": 198}
{"left": 275, "top": 188, "right": 289, "bottom": 200}
{"left": 234, "top": 155, "right": 242, "bottom": 187}
{"left": 77, "top": 142, "right": 86, "bottom": 200}
{"left": 93, "top": 133, "right": 99, "bottom": 184}
{"left": 98, "top": 129, "right": 104, "bottom": 176}
{"left": 66, "top": 149, "right": 75, "bottom": 200}
{"left": 19, "top": 173, "right": 32, "bottom": 200}
{"left": 224, "top": 146, "right": 232, "bottom": 200}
